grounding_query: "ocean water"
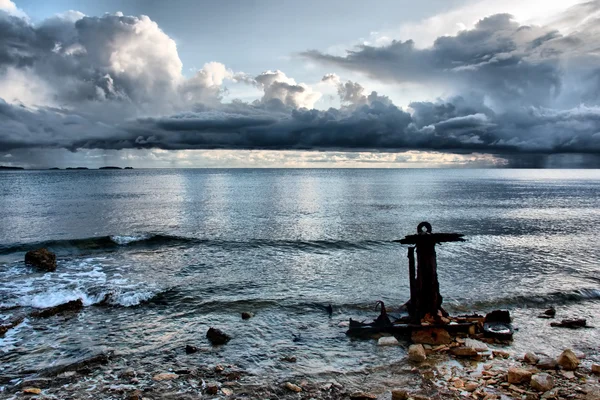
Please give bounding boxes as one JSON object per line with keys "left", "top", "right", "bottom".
{"left": 0, "top": 169, "right": 599, "bottom": 379}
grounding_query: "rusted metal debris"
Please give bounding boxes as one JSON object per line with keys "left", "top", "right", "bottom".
{"left": 346, "top": 222, "right": 513, "bottom": 342}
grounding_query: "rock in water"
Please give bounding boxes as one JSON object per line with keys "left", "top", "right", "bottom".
{"left": 241, "top": 312, "right": 253, "bottom": 320}
{"left": 557, "top": 349, "right": 580, "bottom": 370}
{"left": 31, "top": 299, "right": 83, "bottom": 318}
{"left": 531, "top": 373, "right": 554, "bottom": 392}
{"left": 25, "top": 248, "right": 56, "bottom": 271}
{"left": 408, "top": 344, "right": 427, "bottom": 363}
{"left": 507, "top": 367, "right": 533, "bottom": 384}
{"left": 185, "top": 345, "right": 198, "bottom": 354}
{"left": 550, "top": 319, "right": 587, "bottom": 329}
{"left": 411, "top": 328, "right": 451, "bottom": 345}
{"left": 206, "top": 327, "right": 231, "bottom": 345}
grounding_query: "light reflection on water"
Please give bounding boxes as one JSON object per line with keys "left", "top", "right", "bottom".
{"left": 0, "top": 169, "right": 599, "bottom": 378}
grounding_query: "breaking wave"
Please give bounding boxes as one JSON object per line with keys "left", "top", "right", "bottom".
{"left": 0, "top": 234, "right": 389, "bottom": 255}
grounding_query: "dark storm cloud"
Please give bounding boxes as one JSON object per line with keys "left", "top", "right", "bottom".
{"left": 1, "top": 5, "right": 600, "bottom": 163}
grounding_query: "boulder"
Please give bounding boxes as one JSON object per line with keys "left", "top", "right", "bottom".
{"left": 30, "top": 299, "right": 83, "bottom": 318}
{"left": 531, "top": 373, "right": 554, "bottom": 392}
{"left": 411, "top": 328, "right": 451, "bottom": 345}
{"left": 241, "top": 312, "right": 254, "bottom": 320}
{"left": 524, "top": 352, "right": 540, "bottom": 365}
{"left": 25, "top": 248, "right": 56, "bottom": 271}
{"left": 206, "top": 327, "right": 231, "bottom": 345}
{"left": 408, "top": 344, "right": 427, "bottom": 363}
{"left": 557, "top": 349, "right": 580, "bottom": 370}
{"left": 537, "top": 357, "right": 558, "bottom": 370}
{"left": 507, "top": 367, "right": 533, "bottom": 384}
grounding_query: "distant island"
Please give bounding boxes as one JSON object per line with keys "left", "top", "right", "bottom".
{"left": 2, "top": 166, "right": 135, "bottom": 170}
{"left": 66, "top": 167, "right": 89, "bottom": 170}
{"left": 0, "top": 166, "right": 24, "bottom": 170}
{"left": 99, "top": 166, "right": 122, "bottom": 170}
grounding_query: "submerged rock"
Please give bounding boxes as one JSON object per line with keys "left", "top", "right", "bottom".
{"left": 557, "top": 349, "right": 580, "bottom": 370}
{"left": 531, "top": 373, "right": 554, "bottom": 392}
{"left": 25, "top": 248, "right": 56, "bottom": 271}
{"left": 206, "top": 327, "right": 231, "bottom": 345}
{"left": 31, "top": 299, "right": 83, "bottom": 318}
{"left": 408, "top": 344, "right": 427, "bottom": 363}
{"left": 550, "top": 318, "right": 587, "bottom": 329}
{"left": 0, "top": 315, "right": 24, "bottom": 335}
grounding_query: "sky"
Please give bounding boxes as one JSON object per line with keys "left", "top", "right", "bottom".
{"left": 1, "top": 0, "right": 600, "bottom": 168}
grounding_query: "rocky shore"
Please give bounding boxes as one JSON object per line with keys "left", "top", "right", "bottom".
{"left": 2, "top": 332, "right": 599, "bottom": 400}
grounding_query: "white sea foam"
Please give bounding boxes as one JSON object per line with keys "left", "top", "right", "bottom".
{"left": 109, "top": 234, "right": 152, "bottom": 245}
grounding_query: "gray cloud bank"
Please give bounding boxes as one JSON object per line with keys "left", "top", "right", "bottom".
{"left": 1, "top": 2, "right": 600, "bottom": 165}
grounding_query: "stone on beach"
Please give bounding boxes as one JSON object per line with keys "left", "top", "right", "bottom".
{"left": 464, "top": 338, "right": 489, "bottom": 352}
{"left": 592, "top": 364, "right": 600, "bottom": 375}
{"left": 25, "top": 248, "right": 56, "bottom": 271}
{"left": 391, "top": 389, "right": 409, "bottom": 400}
{"left": 531, "top": 373, "right": 554, "bottom": 392}
{"left": 464, "top": 381, "right": 479, "bottom": 392}
{"left": 450, "top": 346, "right": 479, "bottom": 358}
{"left": 206, "top": 327, "right": 231, "bottom": 345}
{"left": 408, "top": 344, "right": 427, "bottom": 363}
{"left": 411, "top": 328, "right": 451, "bottom": 345}
{"left": 349, "top": 391, "right": 377, "bottom": 399}
{"left": 557, "top": 349, "right": 580, "bottom": 370}
{"left": 378, "top": 336, "right": 400, "bottom": 346}
{"left": 23, "top": 388, "right": 42, "bottom": 394}
{"left": 152, "top": 373, "right": 178, "bottom": 381}
{"left": 507, "top": 367, "right": 533, "bottom": 384}
{"left": 523, "top": 352, "right": 540, "bottom": 365}
{"left": 537, "top": 357, "right": 558, "bottom": 370}
{"left": 284, "top": 382, "right": 302, "bottom": 392}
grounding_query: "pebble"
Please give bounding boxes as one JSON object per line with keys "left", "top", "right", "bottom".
{"left": 408, "top": 344, "right": 427, "bottom": 363}
{"left": 524, "top": 352, "right": 540, "bottom": 365}
{"left": 465, "top": 382, "right": 479, "bottom": 392}
{"left": 349, "top": 391, "right": 377, "bottom": 399}
{"left": 391, "top": 389, "right": 409, "bottom": 400}
{"left": 557, "top": 349, "right": 580, "bottom": 371}
{"left": 531, "top": 373, "right": 554, "bottom": 392}
{"left": 592, "top": 364, "right": 600, "bottom": 375}
{"left": 285, "top": 382, "right": 302, "bottom": 392}
{"left": 537, "top": 357, "right": 558, "bottom": 370}
{"left": 221, "top": 387, "right": 233, "bottom": 396}
{"left": 152, "top": 373, "right": 178, "bottom": 381}
{"left": 206, "top": 383, "right": 219, "bottom": 395}
{"left": 23, "top": 388, "right": 42, "bottom": 394}
{"left": 507, "top": 367, "right": 533, "bottom": 384}
{"left": 378, "top": 336, "right": 400, "bottom": 346}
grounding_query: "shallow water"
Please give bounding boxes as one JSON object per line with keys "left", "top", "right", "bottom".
{"left": 0, "top": 169, "right": 599, "bottom": 379}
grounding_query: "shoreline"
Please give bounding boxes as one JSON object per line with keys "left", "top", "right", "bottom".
{"left": 3, "top": 339, "right": 600, "bottom": 399}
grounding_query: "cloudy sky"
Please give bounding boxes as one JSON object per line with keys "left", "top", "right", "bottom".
{"left": 1, "top": 0, "right": 600, "bottom": 168}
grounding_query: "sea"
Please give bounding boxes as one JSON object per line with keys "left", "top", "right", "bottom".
{"left": 0, "top": 169, "right": 599, "bottom": 381}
